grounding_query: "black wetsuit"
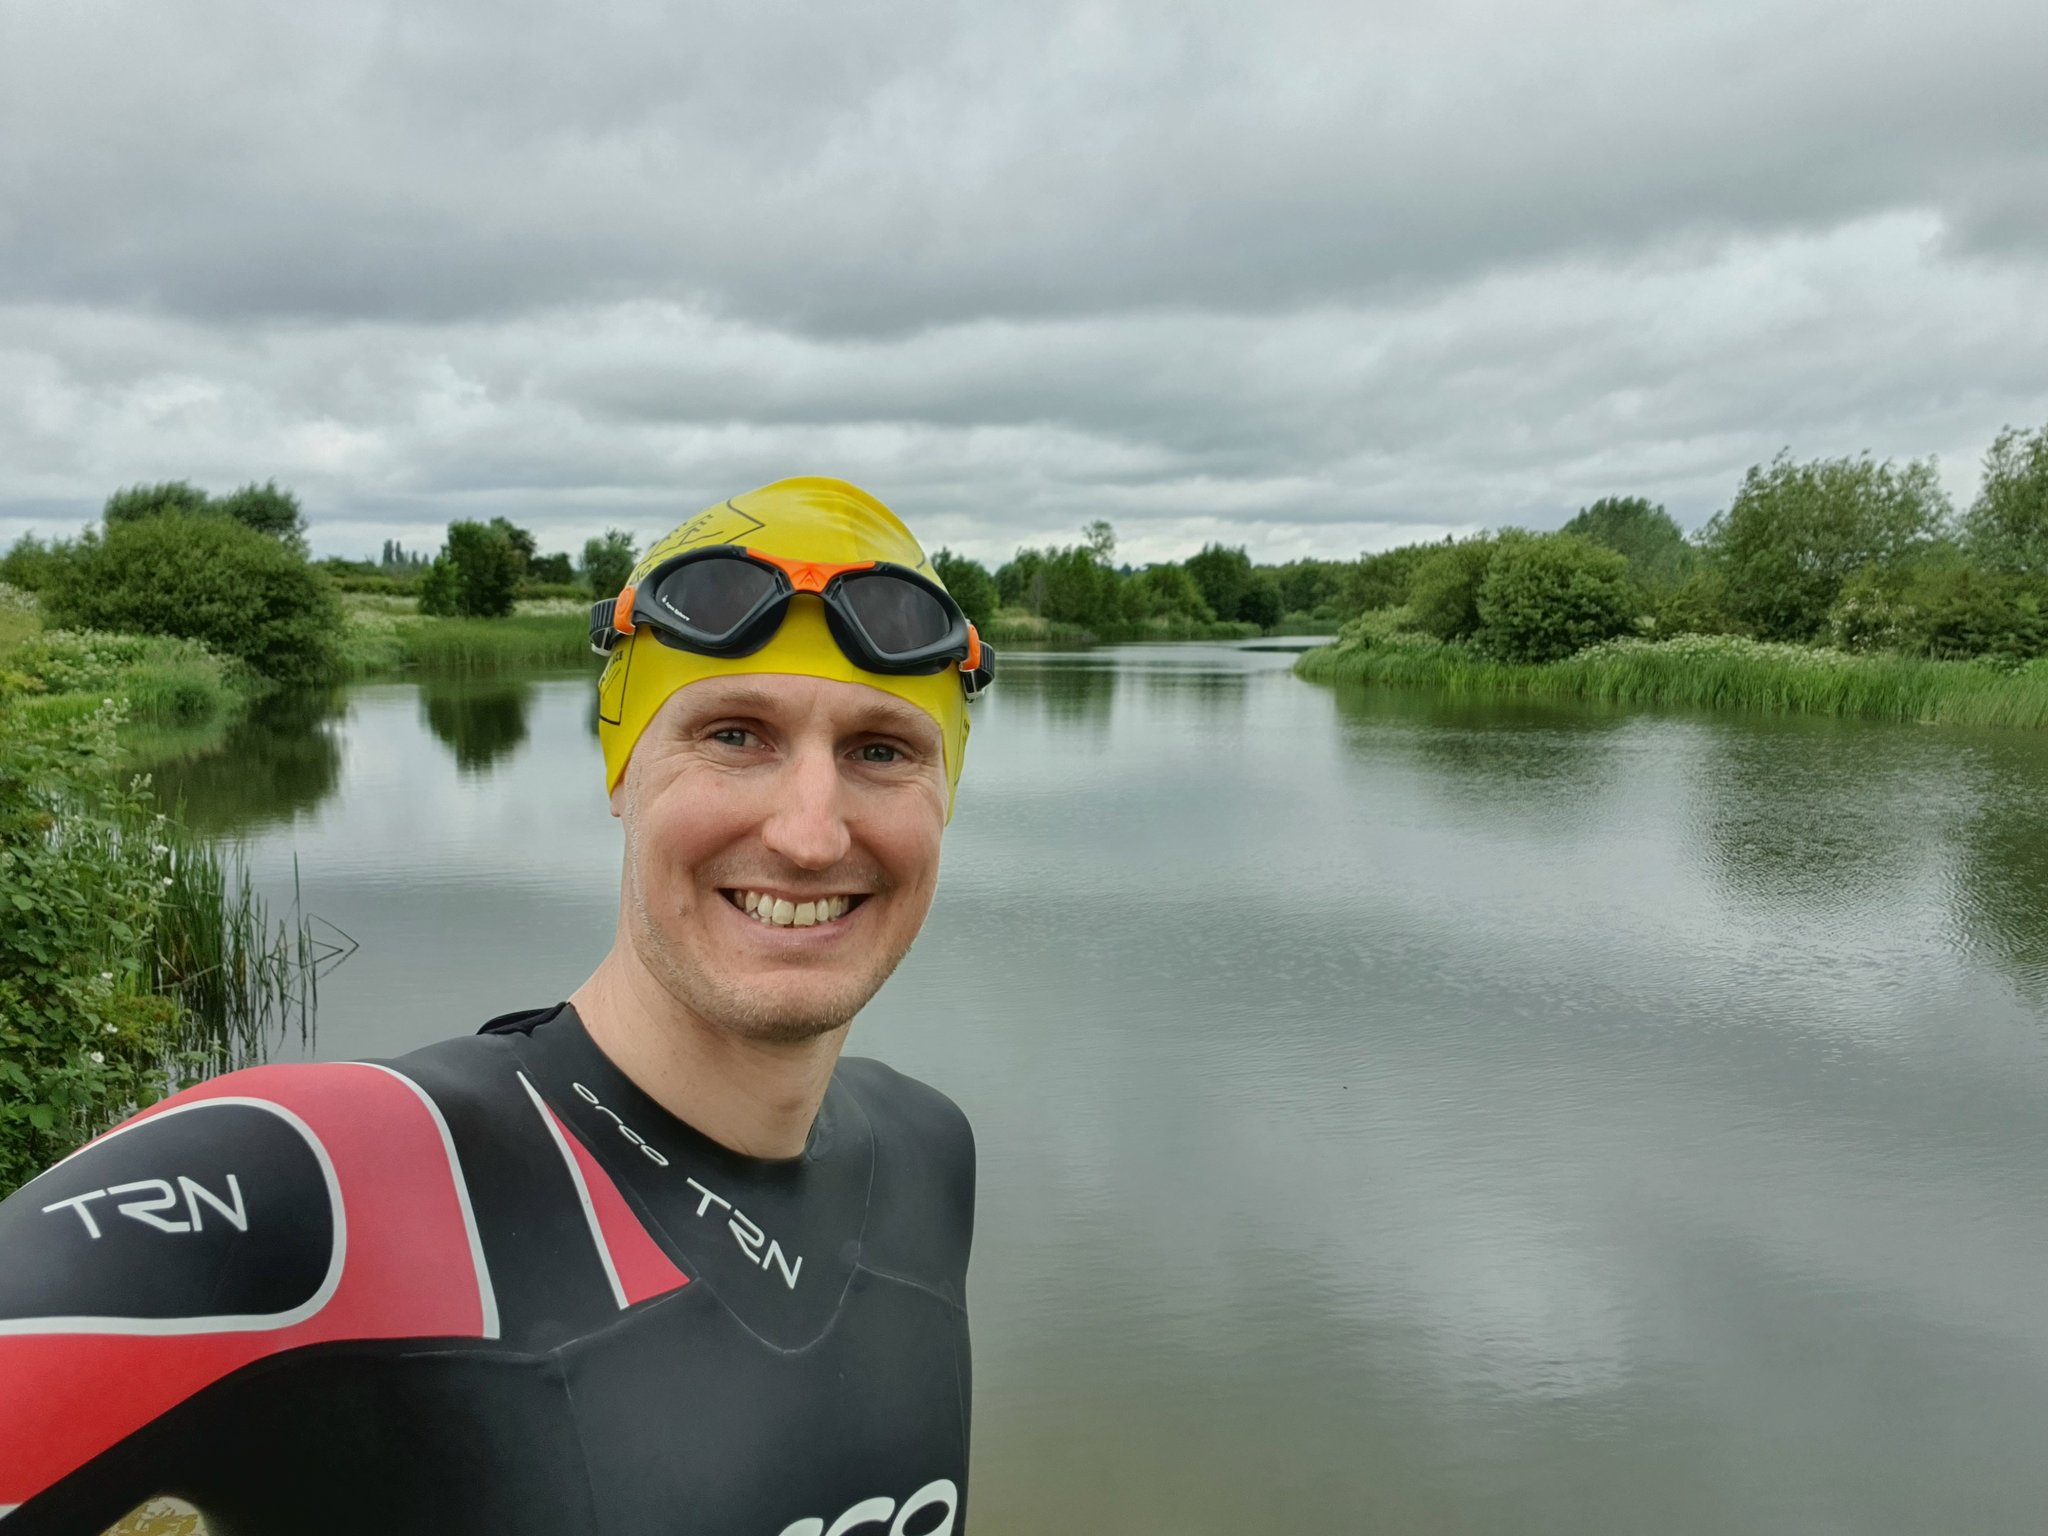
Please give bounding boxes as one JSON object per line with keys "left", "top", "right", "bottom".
{"left": 0, "top": 1004, "right": 975, "bottom": 1535}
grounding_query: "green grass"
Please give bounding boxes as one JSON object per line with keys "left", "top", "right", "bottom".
{"left": 1296, "top": 628, "right": 2048, "bottom": 729}
{"left": 982, "top": 609, "right": 1264, "bottom": 646}
{"left": 0, "top": 693, "right": 328, "bottom": 1193}
{"left": 338, "top": 594, "right": 593, "bottom": 677}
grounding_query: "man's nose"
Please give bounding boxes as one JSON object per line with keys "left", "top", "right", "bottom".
{"left": 757, "top": 743, "right": 853, "bottom": 869}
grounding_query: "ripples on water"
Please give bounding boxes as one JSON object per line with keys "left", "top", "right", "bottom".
{"left": 162, "top": 647, "right": 2048, "bottom": 1534}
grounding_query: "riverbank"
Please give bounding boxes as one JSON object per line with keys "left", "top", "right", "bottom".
{"left": 338, "top": 594, "right": 593, "bottom": 676}
{"left": 0, "top": 617, "right": 321, "bottom": 1195}
{"left": 983, "top": 610, "right": 1263, "bottom": 645}
{"left": 1296, "top": 628, "right": 2048, "bottom": 729}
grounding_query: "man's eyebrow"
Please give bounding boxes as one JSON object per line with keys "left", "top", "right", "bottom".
{"left": 681, "top": 685, "right": 938, "bottom": 739}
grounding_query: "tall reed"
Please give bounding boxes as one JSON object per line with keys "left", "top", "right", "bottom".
{"left": 1295, "top": 631, "right": 2048, "bottom": 729}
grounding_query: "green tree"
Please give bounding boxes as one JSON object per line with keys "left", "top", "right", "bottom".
{"left": 1129, "top": 563, "right": 1213, "bottom": 622}
{"left": 1343, "top": 542, "right": 1439, "bottom": 616}
{"left": 0, "top": 535, "right": 70, "bottom": 593}
{"left": 528, "top": 552, "right": 576, "bottom": 586}
{"left": 487, "top": 517, "right": 536, "bottom": 579}
{"left": 1237, "top": 571, "right": 1282, "bottom": 630}
{"left": 995, "top": 549, "right": 1047, "bottom": 613}
{"left": 1475, "top": 533, "right": 1636, "bottom": 662}
{"left": 931, "top": 549, "right": 998, "bottom": 629}
{"left": 416, "top": 554, "right": 459, "bottom": 616}
{"left": 580, "top": 529, "right": 638, "bottom": 599}
{"left": 1406, "top": 535, "right": 1500, "bottom": 641}
{"left": 210, "top": 481, "right": 308, "bottom": 551}
{"left": 1701, "top": 451, "right": 1951, "bottom": 641}
{"left": 1561, "top": 496, "right": 1691, "bottom": 587}
{"left": 46, "top": 513, "right": 342, "bottom": 685}
{"left": 1184, "top": 544, "right": 1254, "bottom": 623}
{"left": 103, "top": 481, "right": 211, "bottom": 526}
{"left": 433, "top": 521, "right": 522, "bottom": 618}
{"left": 1081, "top": 520, "right": 1117, "bottom": 564}
{"left": 1962, "top": 421, "right": 2048, "bottom": 578}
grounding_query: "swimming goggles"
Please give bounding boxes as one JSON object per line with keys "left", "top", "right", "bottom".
{"left": 591, "top": 545, "right": 994, "bottom": 699}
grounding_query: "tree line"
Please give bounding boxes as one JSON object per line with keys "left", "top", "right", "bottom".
{"left": 6, "top": 420, "right": 2046, "bottom": 683}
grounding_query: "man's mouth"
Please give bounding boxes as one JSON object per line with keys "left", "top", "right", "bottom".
{"left": 722, "top": 889, "right": 868, "bottom": 928}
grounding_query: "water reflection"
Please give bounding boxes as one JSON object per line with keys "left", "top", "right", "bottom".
{"left": 986, "top": 653, "right": 1117, "bottom": 734}
{"left": 420, "top": 678, "right": 535, "bottom": 775}
{"left": 142, "top": 690, "right": 345, "bottom": 835}
{"left": 1947, "top": 733, "right": 2048, "bottom": 1004}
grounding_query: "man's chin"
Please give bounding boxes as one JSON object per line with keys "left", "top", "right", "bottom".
{"left": 685, "top": 967, "right": 889, "bottom": 1045}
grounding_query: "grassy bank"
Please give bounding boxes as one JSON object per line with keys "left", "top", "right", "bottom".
{"left": 983, "top": 609, "right": 1264, "bottom": 646}
{"left": 339, "top": 593, "right": 593, "bottom": 676}
{"left": 0, "top": 586, "right": 252, "bottom": 739}
{"left": 1296, "top": 628, "right": 2048, "bottom": 728}
{"left": 0, "top": 685, "right": 323, "bottom": 1195}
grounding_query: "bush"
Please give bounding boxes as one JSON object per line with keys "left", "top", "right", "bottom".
{"left": 209, "top": 482, "right": 308, "bottom": 551}
{"left": 1475, "top": 533, "right": 1637, "bottom": 662}
{"left": 931, "top": 549, "right": 999, "bottom": 629}
{"left": 45, "top": 513, "right": 342, "bottom": 686}
{"left": 104, "top": 481, "right": 212, "bottom": 526}
{"left": 1, "top": 535, "right": 73, "bottom": 593}
{"left": 1651, "top": 567, "right": 1741, "bottom": 637}
{"left": 1701, "top": 451, "right": 1950, "bottom": 641}
{"left": 1406, "top": 535, "right": 1499, "bottom": 642}
{"left": 105, "top": 480, "right": 307, "bottom": 551}
{"left": 1829, "top": 561, "right": 2048, "bottom": 663}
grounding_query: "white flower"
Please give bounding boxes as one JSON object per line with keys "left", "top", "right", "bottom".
{"left": 160, "top": 877, "right": 173, "bottom": 887}
{"left": 100, "top": 971, "right": 113, "bottom": 982}
{"left": 89, "top": 1051, "right": 104, "bottom": 1065}
{"left": 103, "top": 1023, "right": 118, "bottom": 1035}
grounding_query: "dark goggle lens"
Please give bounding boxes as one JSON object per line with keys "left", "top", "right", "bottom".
{"left": 840, "top": 574, "right": 955, "bottom": 656}
{"left": 651, "top": 558, "right": 779, "bottom": 638}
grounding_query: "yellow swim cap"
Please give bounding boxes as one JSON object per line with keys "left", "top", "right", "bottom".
{"left": 596, "top": 477, "right": 971, "bottom": 815}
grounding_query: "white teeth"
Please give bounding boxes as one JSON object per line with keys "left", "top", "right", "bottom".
{"left": 732, "top": 891, "right": 857, "bottom": 926}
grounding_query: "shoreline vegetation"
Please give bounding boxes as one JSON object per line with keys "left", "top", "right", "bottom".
{"left": 0, "top": 597, "right": 335, "bottom": 1195}
{"left": 1295, "top": 625, "right": 2048, "bottom": 729}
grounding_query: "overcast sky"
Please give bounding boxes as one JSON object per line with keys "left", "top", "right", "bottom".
{"left": 3, "top": 0, "right": 2045, "bottom": 566}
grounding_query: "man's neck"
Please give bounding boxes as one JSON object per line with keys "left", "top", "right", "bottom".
{"left": 569, "top": 951, "right": 846, "bottom": 1160}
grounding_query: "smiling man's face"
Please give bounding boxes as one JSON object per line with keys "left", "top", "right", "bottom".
{"left": 611, "top": 671, "right": 950, "bottom": 1045}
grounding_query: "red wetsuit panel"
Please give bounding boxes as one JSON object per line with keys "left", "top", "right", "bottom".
{"left": 545, "top": 1106, "right": 690, "bottom": 1308}
{"left": 0, "top": 1061, "right": 495, "bottom": 1508}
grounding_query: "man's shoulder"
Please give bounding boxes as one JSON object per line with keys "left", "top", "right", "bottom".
{"left": 0, "top": 1056, "right": 503, "bottom": 1511}
{"left": 833, "top": 1057, "right": 976, "bottom": 1293}
{"left": 0, "top": 1055, "right": 497, "bottom": 1330}
{"left": 833, "top": 1054, "right": 975, "bottom": 1166}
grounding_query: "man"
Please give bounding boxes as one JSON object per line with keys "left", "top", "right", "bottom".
{"left": 0, "top": 478, "right": 995, "bottom": 1535}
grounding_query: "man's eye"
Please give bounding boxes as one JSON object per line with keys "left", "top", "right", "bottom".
{"left": 857, "top": 743, "right": 901, "bottom": 763}
{"left": 711, "top": 728, "right": 752, "bottom": 747}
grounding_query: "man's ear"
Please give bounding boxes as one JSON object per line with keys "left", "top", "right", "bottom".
{"left": 608, "top": 770, "right": 627, "bottom": 820}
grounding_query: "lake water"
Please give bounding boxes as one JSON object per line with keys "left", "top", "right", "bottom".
{"left": 152, "top": 644, "right": 2048, "bottom": 1534}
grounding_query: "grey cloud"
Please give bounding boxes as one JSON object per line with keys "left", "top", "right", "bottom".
{"left": 4, "top": 0, "right": 2046, "bottom": 333}
{"left": 3, "top": 0, "right": 2047, "bottom": 565}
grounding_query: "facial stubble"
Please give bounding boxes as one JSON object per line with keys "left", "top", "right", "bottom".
{"left": 621, "top": 793, "right": 921, "bottom": 1047}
